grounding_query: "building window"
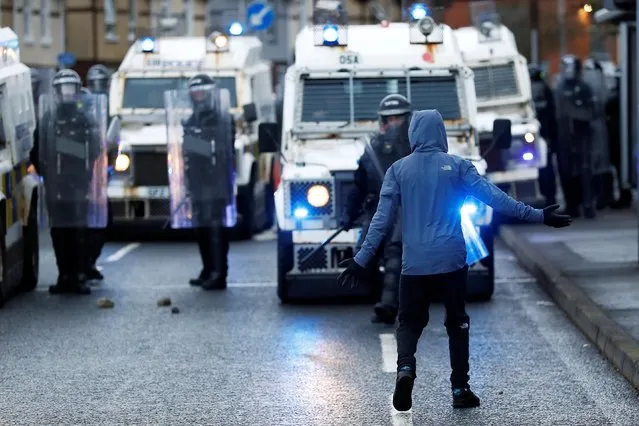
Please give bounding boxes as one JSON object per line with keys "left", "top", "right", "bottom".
{"left": 104, "top": 0, "right": 119, "bottom": 43}
{"left": 40, "top": 0, "right": 52, "bottom": 45}
{"left": 184, "top": 0, "right": 194, "bottom": 36}
{"left": 23, "top": 0, "right": 34, "bottom": 42}
{"left": 128, "top": 0, "right": 138, "bottom": 42}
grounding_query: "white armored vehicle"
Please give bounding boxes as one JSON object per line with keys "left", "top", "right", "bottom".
{"left": 0, "top": 28, "right": 40, "bottom": 306}
{"left": 107, "top": 31, "right": 276, "bottom": 238}
{"left": 258, "top": 1, "right": 514, "bottom": 303}
{"left": 454, "top": 1, "right": 547, "bottom": 206}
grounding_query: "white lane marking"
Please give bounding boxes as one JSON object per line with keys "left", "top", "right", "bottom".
{"left": 253, "top": 229, "right": 276, "bottom": 242}
{"left": 228, "top": 282, "right": 276, "bottom": 288}
{"left": 104, "top": 243, "right": 141, "bottom": 263}
{"left": 495, "top": 277, "right": 537, "bottom": 284}
{"left": 390, "top": 394, "right": 414, "bottom": 426}
{"left": 379, "top": 333, "right": 397, "bottom": 373}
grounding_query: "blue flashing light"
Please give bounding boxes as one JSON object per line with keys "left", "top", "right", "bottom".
{"left": 522, "top": 152, "right": 534, "bottom": 161}
{"left": 140, "top": 37, "right": 155, "bottom": 52}
{"left": 461, "top": 201, "right": 478, "bottom": 217}
{"left": 228, "top": 21, "right": 244, "bottom": 36}
{"left": 410, "top": 4, "right": 428, "bottom": 20}
{"left": 322, "top": 25, "right": 339, "bottom": 44}
{"left": 294, "top": 207, "right": 309, "bottom": 219}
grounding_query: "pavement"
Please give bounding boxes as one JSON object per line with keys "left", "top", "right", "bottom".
{"left": 501, "top": 208, "right": 639, "bottom": 392}
{"left": 1, "top": 230, "right": 639, "bottom": 425}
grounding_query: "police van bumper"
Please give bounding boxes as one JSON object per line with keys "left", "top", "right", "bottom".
{"left": 277, "top": 227, "right": 375, "bottom": 301}
{"left": 107, "top": 184, "right": 171, "bottom": 226}
{"left": 487, "top": 169, "right": 545, "bottom": 207}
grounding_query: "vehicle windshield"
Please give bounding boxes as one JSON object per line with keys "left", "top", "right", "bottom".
{"left": 471, "top": 63, "right": 519, "bottom": 102}
{"left": 299, "top": 75, "right": 461, "bottom": 123}
{"left": 122, "top": 76, "right": 238, "bottom": 109}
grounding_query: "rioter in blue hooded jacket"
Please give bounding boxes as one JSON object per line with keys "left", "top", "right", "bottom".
{"left": 342, "top": 94, "right": 412, "bottom": 325}
{"left": 337, "top": 110, "right": 571, "bottom": 411}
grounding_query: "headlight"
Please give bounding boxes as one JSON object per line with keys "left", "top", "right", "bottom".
{"left": 524, "top": 132, "right": 535, "bottom": 143}
{"left": 307, "top": 184, "right": 330, "bottom": 207}
{"left": 114, "top": 153, "right": 130, "bottom": 172}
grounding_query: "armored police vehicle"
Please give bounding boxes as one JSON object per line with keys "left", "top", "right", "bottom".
{"left": 454, "top": 3, "right": 547, "bottom": 206}
{"left": 0, "top": 28, "right": 40, "bottom": 306}
{"left": 107, "top": 31, "right": 276, "bottom": 238}
{"left": 258, "top": 3, "right": 513, "bottom": 303}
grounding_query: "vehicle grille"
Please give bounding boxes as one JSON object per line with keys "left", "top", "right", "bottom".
{"left": 132, "top": 150, "right": 169, "bottom": 187}
{"left": 472, "top": 63, "right": 519, "bottom": 102}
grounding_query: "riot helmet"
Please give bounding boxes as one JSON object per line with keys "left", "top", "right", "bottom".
{"left": 560, "top": 55, "right": 582, "bottom": 82}
{"left": 86, "top": 64, "right": 110, "bottom": 94}
{"left": 187, "top": 74, "right": 215, "bottom": 114}
{"left": 377, "top": 94, "right": 412, "bottom": 156}
{"left": 52, "top": 69, "right": 81, "bottom": 104}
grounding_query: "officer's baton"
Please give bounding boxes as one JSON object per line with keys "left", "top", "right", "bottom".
{"left": 298, "top": 225, "right": 348, "bottom": 267}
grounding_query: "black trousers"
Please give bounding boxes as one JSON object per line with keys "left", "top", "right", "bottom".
{"left": 396, "top": 266, "right": 470, "bottom": 389}
{"left": 378, "top": 241, "right": 402, "bottom": 310}
{"left": 195, "top": 226, "right": 229, "bottom": 278}
{"left": 559, "top": 173, "right": 595, "bottom": 215}
{"left": 50, "top": 227, "right": 86, "bottom": 280}
{"left": 538, "top": 151, "right": 556, "bottom": 204}
{"left": 85, "top": 202, "right": 112, "bottom": 269}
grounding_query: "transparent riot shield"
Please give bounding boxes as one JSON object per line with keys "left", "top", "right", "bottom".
{"left": 165, "top": 87, "right": 237, "bottom": 229}
{"left": 582, "top": 61, "right": 612, "bottom": 175}
{"left": 38, "top": 92, "right": 108, "bottom": 228}
{"left": 461, "top": 210, "right": 489, "bottom": 265}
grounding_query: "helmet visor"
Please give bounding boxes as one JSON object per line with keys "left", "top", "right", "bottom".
{"left": 189, "top": 84, "right": 215, "bottom": 102}
{"left": 58, "top": 83, "right": 78, "bottom": 102}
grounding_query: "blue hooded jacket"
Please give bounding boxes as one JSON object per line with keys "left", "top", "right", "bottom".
{"left": 354, "top": 110, "right": 544, "bottom": 275}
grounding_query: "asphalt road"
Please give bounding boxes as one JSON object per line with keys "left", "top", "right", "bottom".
{"left": 1, "top": 229, "right": 638, "bottom": 425}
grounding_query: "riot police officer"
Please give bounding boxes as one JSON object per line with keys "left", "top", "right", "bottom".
{"left": 554, "top": 55, "right": 597, "bottom": 218}
{"left": 341, "top": 94, "right": 412, "bottom": 324}
{"left": 83, "top": 66, "right": 111, "bottom": 282}
{"left": 36, "top": 69, "right": 106, "bottom": 294}
{"left": 529, "top": 64, "right": 558, "bottom": 207}
{"left": 180, "top": 75, "right": 234, "bottom": 290}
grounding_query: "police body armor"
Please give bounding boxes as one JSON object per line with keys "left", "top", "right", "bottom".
{"left": 166, "top": 87, "right": 236, "bottom": 229}
{"left": 39, "top": 92, "right": 108, "bottom": 228}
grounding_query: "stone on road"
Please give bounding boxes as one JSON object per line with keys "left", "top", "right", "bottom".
{"left": 0, "top": 234, "right": 637, "bottom": 425}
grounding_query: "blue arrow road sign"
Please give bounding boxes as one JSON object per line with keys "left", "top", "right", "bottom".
{"left": 246, "top": 1, "right": 275, "bottom": 31}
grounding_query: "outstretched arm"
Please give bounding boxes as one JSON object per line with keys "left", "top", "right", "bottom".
{"left": 354, "top": 165, "right": 401, "bottom": 268}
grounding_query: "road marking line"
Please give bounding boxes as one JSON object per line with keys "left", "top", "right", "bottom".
{"left": 104, "top": 243, "right": 141, "bottom": 263}
{"left": 495, "top": 277, "right": 536, "bottom": 284}
{"left": 389, "top": 394, "right": 413, "bottom": 425}
{"left": 228, "top": 282, "right": 276, "bottom": 288}
{"left": 379, "top": 333, "right": 397, "bottom": 373}
{"left": 253, "top": 230, "right": 276, "bottom": 241}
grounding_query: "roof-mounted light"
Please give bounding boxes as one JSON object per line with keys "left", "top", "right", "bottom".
{"left": 322, "top": 25, "right": 339, "bottom": 44}
{"left": 228, "top": 21, "right": 244, "bottom": 36}
{"left": 0, "top": 35, "right": 20, "bottom": 67}
{"left": 313, "top": 0, "right": 348, "bottom": 46}
{"left": 139, "top": 37, "right": 156, "bottom": 53}
{"left": 207, "top": 31, "right": 230, "bottom": 52}
{"left": 410, "top": 4, "right": 428, "bottom": 20}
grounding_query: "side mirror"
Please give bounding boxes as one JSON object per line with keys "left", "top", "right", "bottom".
{"left": 243, "top": 103, "right": 258, "bottom": 123}
{"left": 492, "top": 119, "right": 512, "bottom": 150}
{"left": 106, "top": 116, "right": 121, "bottom": 145}
{"left": 258, "top": 122, "right": 279, "bottom": 153}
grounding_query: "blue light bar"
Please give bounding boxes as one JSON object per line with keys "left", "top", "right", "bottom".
{"left": 410, "top": 4, "right": 428, "bottom": 20}
{"left": 140, "top": 37, "right": 155, "bottom": 52}
{"left": 228, "top": 22, "right": 244, "bottom": 36}
{"left": 294, "top": 207, "right": 309, "bottom": 218}
{"left": 322, "top": 24, "right": 339, "bottom": 45}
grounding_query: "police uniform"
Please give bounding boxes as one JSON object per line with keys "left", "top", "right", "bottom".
{"left": 35, "top": 69, "right": 104, "bottom": 294}
{"left": 342, "top": 94, "right": 412, "bottom": 324}
{"left": 181, "top": 75, "right": 234, "bottom": 290}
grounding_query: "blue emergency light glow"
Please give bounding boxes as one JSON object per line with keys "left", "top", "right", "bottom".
{"left": 522, "top": 152, "right": 534, "bottom": 161}
{"left": 322, "top": 25, "right": 339, "bottom": 43}
{"left": 140, "top": 37, "right": 155, "bottom": 52}
{"left": 461, "top": 202, "right": 478, "bottom": 216}
{"left": 294, "top": 207, "right": 309, "bottom": 218}
{"left": 228, "top": 22, "right": 244, "bottom": 36}
{"left": 410, "top": 4, "right": 428, "bottom": 20}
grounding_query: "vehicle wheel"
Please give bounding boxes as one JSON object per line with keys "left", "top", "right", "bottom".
{"left": 277, "top": 228, "right": 293, "bottom": 303}
{"left": 21, "top": 191, "right": 39, "bottom": 292}
{"left": 474, "top": 225, "right": 495, "bottom": 302}
{"left": 0, "top": 205, "right": 7, "bottom": 308}
{"left": 263, "top": 157, "right": 276, "bottom": 230}
{"left": 236, "top": 167, "right": 256, "bottom": 240}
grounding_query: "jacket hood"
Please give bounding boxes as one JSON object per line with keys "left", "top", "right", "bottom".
{"left": 408, "top": 110, "right": 448, "bottom": 153}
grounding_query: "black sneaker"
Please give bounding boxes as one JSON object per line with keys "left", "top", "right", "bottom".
{"left": 373, "top": 304, "right": 397, "bottom": 325}
{"left": 393, "top": 366, "right": 415, "bottom": 412}
{"left": 452, "top": 387, "right": 480, "bottom": 408}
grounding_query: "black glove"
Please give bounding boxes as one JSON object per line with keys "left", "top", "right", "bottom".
{"left": 543, "top": 204, "right": 572, "bottom": 228}
{"left": 339, "top": 216, "right": 354, "bottom": 232}
{"left": 337, "top": 258, "right": 367, "bottom": 288}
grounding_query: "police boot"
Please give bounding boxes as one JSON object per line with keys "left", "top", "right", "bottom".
{"left": 189, "top": 270, "right": 211, "bottom": 286}
{"left": 452, "top": 387, "right": 480, "bottom": 409}
{"left": 49, "top": 275, "right": 91, "bottom": 295}
{"left": 372, "top": 303, "right": 397, "bottom": 325}
{"left": 392, "top": 366, "right": 416, "bottom": 412}
{"left": 201, "top": 272, "right": 226, "bottom": 290}
{"left": 86, "top": 265, "right": 104, "bottom": 281}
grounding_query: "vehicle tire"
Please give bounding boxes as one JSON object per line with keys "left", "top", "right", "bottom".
{"left": 0, "top": 203, "right": 7, "bottom": 308}
{"left": 277, "top": 228, "right": 293, "bottom": 304}
{"left": 236, "top": 166, "right": 256, "bottom": 240}
{"left": 474, "top": 225, "right": 495, "bottom": 302}
{"left": 20, "top": 191, "right": 39, "bottom": 292}
{"left": 263, "top": 157, "right": 276, "bottom": 230}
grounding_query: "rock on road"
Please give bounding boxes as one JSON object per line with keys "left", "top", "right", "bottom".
{"left": 0, "top": 231, "right": 638, "bottom": 425}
